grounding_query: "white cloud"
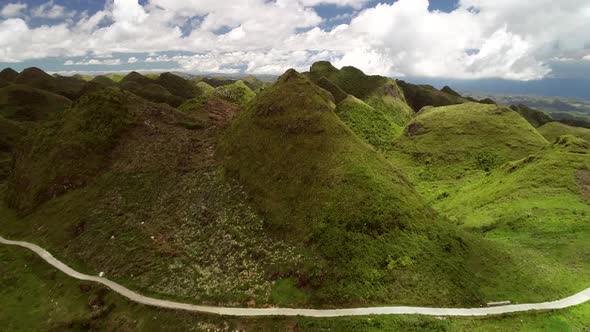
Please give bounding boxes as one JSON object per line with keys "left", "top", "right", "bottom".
{"left": 298, "top": 0, "right": 371, "bottom": 9}
{"left": 2, "top": 0, "right": 590, "bottom": 80}
{"left": 583, "top": 54, "right": 590, "bottom": 61}
{"left": 64, "top": 58, "right": 123, "bottom": 66}
{"left": 128, "top": 56, "right": 139, "bottom": 63}
{"left": 1, "top": 3, "right": 27, "bottom": 18}
{"left": 32, "top": 1, "right": 74, "bottom": 19}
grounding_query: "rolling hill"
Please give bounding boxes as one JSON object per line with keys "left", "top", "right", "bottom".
{"left": 538, "top": 122, "right": 590, "bottom": 142}
{"left": 0, "top": 84, "right": 72, "bottom": 122}
{"left": 396, "top": 80, "right": 469, "bottom": 112}
{"left": 393, "top": 103, "right": 549, "bottom": 174}
{"left": 307, "top": 61, "right": 414, "bottom": 127}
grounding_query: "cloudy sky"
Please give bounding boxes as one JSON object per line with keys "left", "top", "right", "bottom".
{"left": 1, "top": 0, "right": 590, "bottom": 80}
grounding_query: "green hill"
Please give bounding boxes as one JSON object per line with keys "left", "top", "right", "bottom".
{"left": 156, "top": 72, "right": 199, "bottom": 99}
{"left": 307, "top": 62, "right": 413, "bottom": 127}
{"left": 219, "top": 69, "right": 558, "bottom": 305}
{"left": 396, "top": 80, "right": 468, "bottom": 112}
{"left": 103, "top": 73, "right": 125, "bottom": 82}
{"left": 91, "top": 75, "right": 116, "bottom": 86}
{"left": 214, "top": 80, "right": 255, "bottom": 106}
{"left": 3, "top": 85, "right": 302, "bottom": 306}
{"left": 0, "top": 84, "right": 71, "bottom": 122}
{"left": 0, "top": 68, "right": 18, "bottom": 82}
{"left": 538, "top": 122, "right": 590, "bottom": 142}
{"left": 119, "top": 72, "right": 184, "bottom": 107}
{"left": 195, "top": 81, "right": 215, "bottom": 94}
{"left": 6, "top": 88, "right": 142, "bottom": 214}
{"left": 394, "top": 103, "right": 548, "bottom": 173}
{"left": 510, "top": 104, "right": 553, "bottom": 128}
{"left": 76, "top": 75, "right": 117, "bottom": 97}
{"left": 430, "top": 136, "right": 590, "bottom": 294}
{"left": 0, "top": 116, "right": 26, "bottom": 152}
{"left": 0, "top": 78, "right": 9, "bottom": 88}
{"left": 336, "top": 95, "right": 402, "bottom": 149}
{"left": 13, "top": 68, "right": 85, "bottom": 99}
{"left": 441, "top": 86, "right": 462, "bottom": 97}
{"left": 314, "top": 76, "right": 348, "bottom": 103}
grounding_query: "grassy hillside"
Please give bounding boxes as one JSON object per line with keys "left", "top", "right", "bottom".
{"left": 426, "top": 137, "right": 590, "bottom": 300}
{"left": 13, "top": 68, "right": 84, "bottom": 99}
{"left": 336, "top": 95, "right": 402, "bottom": 149}
{"left": 308, "top": 62, "right": 413, "bottom": 126}
{"left": 5, "top": 243, "right": 589, "bottom": 332}
{"left": 394, "top": 103, "right": 548, "bottom": 174}
{"left": 0, "top": 116, "right": 26, "bottom": 152}
{"left": 2, "top": 85, "right": 304, "bottom": 306}
{"left": 220, "top": 69, "right": 568, "bottom": 306}
{"left": 538, "top": 122, "right": 590, "bottom": 142}
{"left": 0, "top": 84, "right": 72, "bottom": 122}
{"left": 397, "top": 80, "right": 468, "bottom": 112}
{"left": 156, "top": 72, "right": 199, "bottom": 99}
{"left": 6, "top": 88, "right": 141, "bottom": 214}
{"left": 103, "top": 73, "right": 125, "bottom": 82}
{"left": 510, "top": 104, "right": 553, "bottom": 128}
{"left": 0, "top": 68, "right": 18, "bottom": 82}
{"left": 215, "top": 80, "right": 255, "bottom": 106}
{"left": 0, "top": 78, "right": 10, "bottom": 88}
{"left": 196, "top": 81, "right": 215, "bottom": 94}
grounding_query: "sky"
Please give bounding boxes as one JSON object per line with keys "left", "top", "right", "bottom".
{"left": 1, "top": 0, "right": 590, "bottom": 81}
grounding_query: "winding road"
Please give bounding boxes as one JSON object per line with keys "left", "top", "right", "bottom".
{"left": 2, "top": 235, "right": 590, "bottom": 317}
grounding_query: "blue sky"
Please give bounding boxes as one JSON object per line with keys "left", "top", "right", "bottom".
{"left": 1, "top": 0, "right": 589, "bottom": 82}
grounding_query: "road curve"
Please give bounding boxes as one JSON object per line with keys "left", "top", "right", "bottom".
{"left": 2, "top": 235, "right": 590, "bottom": 318}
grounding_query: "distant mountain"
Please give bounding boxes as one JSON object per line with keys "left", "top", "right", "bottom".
{"left": 406, "top": 77, "right": 590, "bottom": 102}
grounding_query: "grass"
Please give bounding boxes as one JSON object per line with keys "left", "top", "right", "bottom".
{"left": 393, "top": 103, "right": 549, "bottom": 176}
{"left": 336, "top": 95, "right": 402, "bottom": 150}
{"left": 195, "top": 81, "right": 215, "bottom": 94}
{"left": 0, "top": 84, "right": 71, "bottom": 122}
{"left": 6, "top": 88, "right": 139, "bottom": 214}
{"left": 214, "top": 80, "right": 256, "bottom": 106}
{"left": 510, "top": 104, "right": 553, "bottom": 128}
{"left": 0, "top": 67, "right": 18, "bottom": 81}
{"left": 2, "top": 66, "right": 590, "bottom": 329}
{"left": 3, "top": 242, "right": 590, "bottom": 331}
{"left": 1, "top": 84, "right": 301, "bottom": 306}
{"left": 156, "top": 72, "right": 200, "bottom": 99}
{"left": 538, "top": 121, "right": 590, "bottom": 142}
{"left": 14, "top": 67, "right": 85, "bottom": 99}
{"left": 308, "top": 61, "right": 413, "bottom": 126}
{"left": 397, "top": 80, "right": 468, "bottom": 112}
{"left": 219, "top": 69, "right": 576, "bottom": 307}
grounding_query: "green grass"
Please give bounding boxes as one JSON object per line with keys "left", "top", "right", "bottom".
{"left": 397, "top": 80, "right": 468, "bottom": 112}
{"left": 538, "top": 121, "right": 590, "bottom": 142}
{"left": 195, "top": 81, "right": 215, "bottom": 94}
{"left": 0, "top": 84, "right": 71, "bottom": 122}
{"left": 6, "top": 88, "right": 139, "bottom": 213}
{"left": 103, "top": 73, "right": 125, "bottom": 82}
{"left": 156, "top": 72, "right": 200, "bottom": 99}
{"left": 215, "top": 80, "right": 256, "bottom": 106}
{"left": 220, "top": 69, "right": 574, "bottom": 307}
{"left": 336, "top": 95, "right": 402, "bottom": 150}
{"left": 308, "top": 61, "right": 413, "bottom": 126}
{"left": 0, "top": 67, "right": 18, "bottom": 81}
{"left": 14, "top": 68, "right": 85, "bottom": 99}
{"left": 510, "top": 104, "right": 553, "bottom": 128}
{"left": 3, "top": 241, "right": 590, "bottom": 331}
{"left": 393, "top": 103, "right": 549, "bottom": 176}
